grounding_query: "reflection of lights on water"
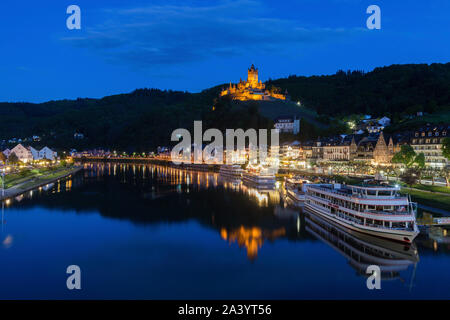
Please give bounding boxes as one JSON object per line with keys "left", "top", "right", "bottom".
{"left": 2, "top": 235, "right": 13, "bottom": 248}
{"left": 220, "top": 226, "right": 286, "bottom": 260}
{"left": 297, "top": 216, "right": 301, "bottom": 233}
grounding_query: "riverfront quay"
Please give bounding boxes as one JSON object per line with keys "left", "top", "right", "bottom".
{"left": 0, "top": 166, "right": 83, "bottom": 201}
{"left": 76, "top": 156, "right": 450, "bottom": 214}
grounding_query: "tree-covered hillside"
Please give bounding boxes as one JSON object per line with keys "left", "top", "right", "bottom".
{"left": 268, "top": 63, "right": 450, "bottom": 117}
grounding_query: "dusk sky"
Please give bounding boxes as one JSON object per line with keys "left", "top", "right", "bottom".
{"left": 1, "top": 0, "right": 449, "bottom": 102}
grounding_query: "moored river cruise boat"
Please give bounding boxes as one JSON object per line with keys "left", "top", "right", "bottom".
{"left": 243, "top": 165, "right": 276, "bottom": 189}
{"left": 284, "top": 176, "right": 311, "bottom": 207}
{"left": 304, "top": 182, "right": 419, "bottom": 243}
{"left": 219, "top": 164, "right": 244, "bottom": 179}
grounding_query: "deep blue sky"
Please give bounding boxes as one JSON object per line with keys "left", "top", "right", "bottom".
{"left": 1, "top": 0, "right": 449, "bottom": 102}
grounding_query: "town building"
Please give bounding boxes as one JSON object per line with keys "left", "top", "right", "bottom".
{"left": 10, "top": 144, "right": 33, "bottom": 163}
{"left": 38, "top": 147, "right": 58, "bottom": 161}
{"left": 274, "top": 116, "right": 300, "bottom": 134}
{"left": 355, "top": 116, "right": 391, "bottom": 134}
{"left": 2, "top": 149, "right": 11, "bottom": 158}
{"left": 410, "top": 125, "right": 449, "bottom": 168}
{"left": 220, "top": 65, "right": 288, "bottom": 101}
{"left": 29, "top": 147, "right": 40, "bottom": 160}
{"left": 322, "top": 135, "right": 357, "bottom": 161}
{"left": 310, "top": 132, "right": 406, "bottom": 165}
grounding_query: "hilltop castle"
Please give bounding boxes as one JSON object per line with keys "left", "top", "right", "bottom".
{"left": 220, "top": 64, "right": 288, "bottom": 101}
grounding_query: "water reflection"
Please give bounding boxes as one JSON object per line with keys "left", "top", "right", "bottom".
{"left": 305, "top": 212, "right": 419, "bottom": 280}
{"left": 3, "top": 162, "right": 450, "bottom": 267}
{"left": 2, "top": 163, "right": 307, "bottom": 261}
{"left": 220, "top": 226, "right": 286, "bottom": 261}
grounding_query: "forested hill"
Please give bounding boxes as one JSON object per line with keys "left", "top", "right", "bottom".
{"left": 267, "top": 63, "right": 450, "bottom": 117}
{"left": 1, "top": 63, "right": 449, "bottom": 152}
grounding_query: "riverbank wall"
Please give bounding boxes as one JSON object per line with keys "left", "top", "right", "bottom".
{"left": 0, "top": 166, "right": 83, "bottom": 201}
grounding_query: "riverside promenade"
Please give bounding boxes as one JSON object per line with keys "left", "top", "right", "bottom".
{"left": 0, "top": 166, "right": 83, "bottom": 201}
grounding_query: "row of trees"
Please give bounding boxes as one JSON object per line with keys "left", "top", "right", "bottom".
{"left": 392, "top": 138, "right": 450, "bottom": 186}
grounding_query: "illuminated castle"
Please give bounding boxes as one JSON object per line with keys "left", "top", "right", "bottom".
{"left": 220, "top": 64, "right": 288, "bottom": 101}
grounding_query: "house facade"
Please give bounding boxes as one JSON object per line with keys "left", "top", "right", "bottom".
{"left": 10, "top": 144, "right": 33, "bottom": 163}
{"left": 410, "top": 125, "right": 449, "bottom": 168}
{"left": 39, "top": 147, "right": 57, "bottom": 161}
{"left": 274, "top": 116, "right": 300, "bottom": 134}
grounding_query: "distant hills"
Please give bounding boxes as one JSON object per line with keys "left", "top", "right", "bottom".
{"left": 1, "top": 63, "right": 449, "bottom": 152}
{"left": 268, "top": 63, "right": 450, "bottom": 118}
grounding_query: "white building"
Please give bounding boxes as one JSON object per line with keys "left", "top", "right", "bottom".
{"left": 10, "top": 144, "right": 33, "bottom": 163}
{"left": 410, "top": 125, "right": 449, "bottom": 169}
{"left": 29, "top": 147, "right": 40, "bottom": 160}
{"left": 2, "top": 149, "right": 11, "bottom": 158}
{"left": 39, "top": 147, "right": 57, "bottom": 161}
{"left": 274, "top": 116, "right": 300, "bottom": 134}
{"left": 378, "top": 116, "right": 391, "bottom": 127}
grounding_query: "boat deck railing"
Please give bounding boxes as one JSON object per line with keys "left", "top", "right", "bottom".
{"left": 337, "top": 213, "right": 415, "bottom": 231}
{"left": 307, "top": 185, "right": 404, "bottom": 200}
{"left": 307, "top": 194, "right": 414, "bottom": 217}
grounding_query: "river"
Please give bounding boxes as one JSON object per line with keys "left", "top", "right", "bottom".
{"left": 0, "top": 162, "right": 449, "bottom": 299}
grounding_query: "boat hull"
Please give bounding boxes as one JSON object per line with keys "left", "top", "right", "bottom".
{"left": 286, "top": 189, "right": 305, "bottom": 207}
{"left": 243, "top": 174, "right": 275, "bottom": 189}
{"left": 304, "top": 202, "right": 419, "bottom": 244}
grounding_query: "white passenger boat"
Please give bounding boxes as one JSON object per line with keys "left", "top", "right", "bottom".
{"left": 285, "top": 177, "right": 310, "bottom": 207}
{"left": 243, "top": 165, "right": 276, "bottom": 189}
{"left": 304, "top": 181, "right": 419, "bottom": 243}
{"left": 219, "top": 164, "right": 244, "bottom": 179}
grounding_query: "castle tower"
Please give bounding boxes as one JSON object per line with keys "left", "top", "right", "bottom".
{"left": 247, "top": 64, "right": 258, "bottom": 87}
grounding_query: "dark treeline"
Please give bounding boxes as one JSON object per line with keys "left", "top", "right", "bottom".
{"left": 267, "top": 63, "right": 450, "bottom": 117}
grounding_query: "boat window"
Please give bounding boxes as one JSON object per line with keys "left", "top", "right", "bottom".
{"left": 378, "top": 190, "right": 391, "bottom": 196}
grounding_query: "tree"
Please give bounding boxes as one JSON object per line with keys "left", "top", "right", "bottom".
{"left": 7, "top": 152, "right": 19, "bottom": 164}
{"left": 392, "top": 145, "right": 417, "bottom": 168}
{"left": 400, "top": 168, "right": 419, "bottom": 187}
{"left": 414, "top": 152, "right": 425, "bottom": 183}
{"left": 443, "top": 166, "right": 450, "bottom": 187}
{"left": 392, "top": 145, "right": 426, "bottom": 184}
{"left": 443, "top": 137, "right": 450, "bottom": 161}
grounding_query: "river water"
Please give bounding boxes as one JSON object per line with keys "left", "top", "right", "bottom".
{"left": 0, "top": 162, "right": 449, "bottom": 299}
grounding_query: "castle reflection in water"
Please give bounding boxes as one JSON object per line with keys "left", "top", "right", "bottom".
{"left": 4, "top": 162, "right": 450, "bottom": 281}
